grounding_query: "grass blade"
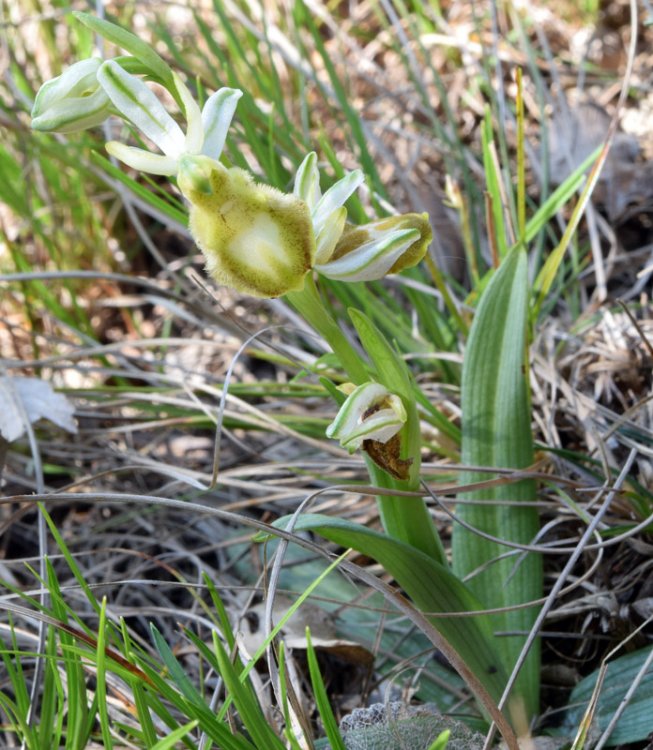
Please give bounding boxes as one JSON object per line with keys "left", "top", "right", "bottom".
{"left": 95, "top": 597, "right": 113, "bottom": 750}
{"left": 305, "top": 629, "right": 346, "bottom": 750}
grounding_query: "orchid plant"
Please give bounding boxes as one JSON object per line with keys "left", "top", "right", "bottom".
{"left": 31, "top": 15, "right": 431, "bottom": 479}
{"left": 31, "top": 13, "right": 542, "bottom": 743}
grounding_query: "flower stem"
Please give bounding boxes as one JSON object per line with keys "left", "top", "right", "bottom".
{"left": 288, "top": 275, "right": 446, "bottom": 564}
{"left": 286, "top": 275, "right": 369, "bottom": 384}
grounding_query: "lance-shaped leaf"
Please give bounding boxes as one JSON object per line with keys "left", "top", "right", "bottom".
{"left": 451, "top": 247, "right": 541, "bottom": 721}
{"left": 31, "top": 58, "right": 112, "bottom": 133}
{"left": 262, "top": 513, "right": 523, "bottom": 738}
{"left": 326, "top": 382, "right": 406, "bottom": 452}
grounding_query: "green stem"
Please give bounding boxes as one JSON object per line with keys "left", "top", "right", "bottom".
{"left": 286, "top": 275, "right": 369, "bottom": 384}
{"left": 289, "top": 280, "right": 446, "bottom": 563}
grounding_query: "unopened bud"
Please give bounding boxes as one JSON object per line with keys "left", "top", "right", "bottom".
{"left": 31, "top": 58, "right": 111, "bottom": 133}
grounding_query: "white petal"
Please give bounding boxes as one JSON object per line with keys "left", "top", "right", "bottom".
{"left": 201, "top": 88, "right": 243, "bottom": 159}
{"left": 98, "top": 60, "right": 185, "bottom": 158}
{"left": 316, "top": 229, "right": 418, "bottom": 282}
{"left": 326, "top": 382, "right": 406, "bottom": 452}
{"left": 339, "top": 409, "right": 405, "bottom": 451}
{"left": 32, "top": 58, "right": 103, "bottom": 115}
{"left": 314, "top": 206, "right": 346, "bottom": 264}
{"left": 312, "top": 169, "right": 364, "bottom": 235}
{"left": 105, "top": 141, "right": 179, "bottom": 176}
{"left": 326, "top": 382, "right": 392, "bottom": 439}
{"left": 31, "top": 89, "right": 111, "bottom": 133}
{"left": 174, "top": 72, "right": 203, "bottom": 155}
{"left": 293, "top": 152, "right": 321, "bottom": 208}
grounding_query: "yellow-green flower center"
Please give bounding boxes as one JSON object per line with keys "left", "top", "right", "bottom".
{"left": 178, "top": 155, "right": 315, "bottom": 298}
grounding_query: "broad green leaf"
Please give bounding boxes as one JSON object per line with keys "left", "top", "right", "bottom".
{"left": 451, "top": 248, "right": 540, "bottom": 719}
{"left": 560, "top": 646, "right": 653, "bottom": 746}
{"left": 269, "top": 513, "right": 508, "bottom": 710}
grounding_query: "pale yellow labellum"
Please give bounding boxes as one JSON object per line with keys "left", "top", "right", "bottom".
{"left": 178, "top": 155, "right": 315, "bottom": 298}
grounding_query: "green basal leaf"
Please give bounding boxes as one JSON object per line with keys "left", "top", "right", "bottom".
{"left": 267, "top": 513, "right": 508, "bottom": 710}
{"left": 559, "top": 646, "right": 653, "bottom": 746}
{"left": 452, "top": 247, "right": 541, "bottom": 720}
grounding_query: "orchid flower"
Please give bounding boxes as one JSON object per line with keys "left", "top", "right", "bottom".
{"left": 293, "top": 152, "right": 432, "bottom": 282}
{"left": 178, "top": 150, "right": 432, "bottom": 297}
{"left": 177, "top": 155, "right": 315, "bottom": 298}
{"left": 326, "top": 382, "right": 407, "bottom": 452}
{"left": 96, "top": 60, "right": 242, "bottom": 176}
{"left": 31, "top": 55, "right": 431, "bottom": 299}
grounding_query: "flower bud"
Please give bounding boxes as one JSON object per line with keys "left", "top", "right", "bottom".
{"left": 31, "top": 58, "right": 112, "bottom": 133}
{"left": 316, "top": 212, "right": 432, "bottom": 282}
{"left": 178, "top": 155, "right": 315, "bottom": 298}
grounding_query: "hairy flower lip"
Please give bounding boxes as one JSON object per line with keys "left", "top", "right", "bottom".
{"left": 179, "top": 155, "right": 315, "bottom": 298}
